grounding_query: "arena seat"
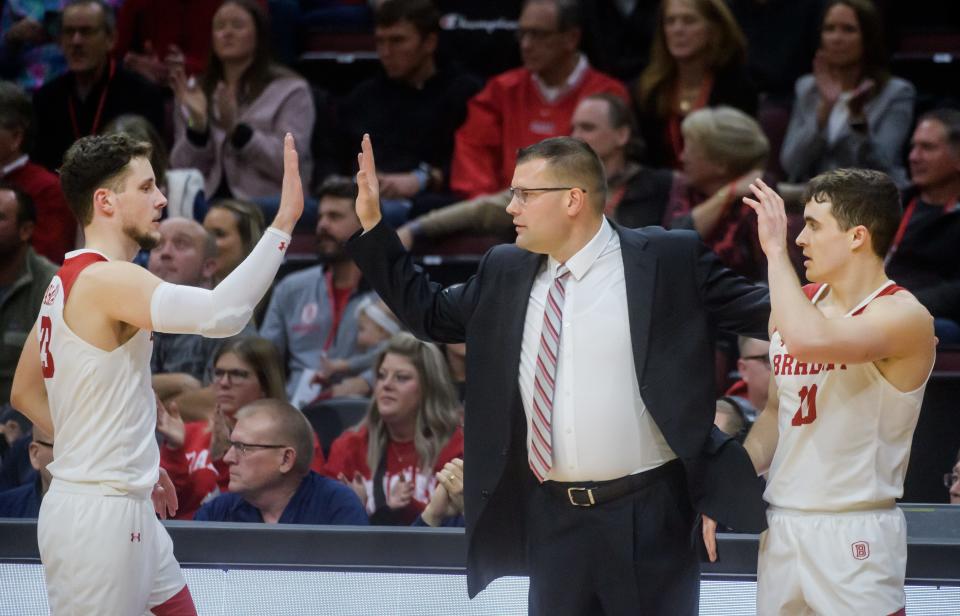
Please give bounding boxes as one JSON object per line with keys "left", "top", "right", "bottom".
{"left": 902, "top": 373, "right": 960, "bottom": 503}
{"left": 302, "top": 397, "right": 370, "bottom": 457}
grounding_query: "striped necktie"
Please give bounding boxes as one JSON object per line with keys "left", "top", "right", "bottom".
{"left": 529, "top": 264, "right": 571, "bottom": 482}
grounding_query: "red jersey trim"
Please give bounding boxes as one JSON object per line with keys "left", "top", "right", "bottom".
{"left": 58, "top": 252, "right": 108, "bottom": 301}
{"left": 851, "top": 284, "right": 906, "bottom": 316}
{"left": 802, "top": 283, "right": 825, "bottom": 301}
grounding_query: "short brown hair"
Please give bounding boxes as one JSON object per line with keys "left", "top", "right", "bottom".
{"left": 801, "top": 168, "right": 901, "bottom": 257}
{"left": 316, "top": 175, "right": 358, "bottom": 201}
{"left": 59, "top": 133, "right": 152, "bottom": 226}
{"left": 516, "top": 136, "right": 607, "bottom": 212}
{"left": 375, "top": 0, "right": 440, "bottom": 38}
{"left": 919, "top": 108, "right": 960, "bottom": 156}
{"left": 237, "top": 399, "right": 314, "bottom": 476}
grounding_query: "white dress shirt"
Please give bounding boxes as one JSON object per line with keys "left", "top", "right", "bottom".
{"left": 0, "top": 154, "right": 28, "bottom": 178}
{"left": 518, "top": 218, "right": 677, "bottom": 482}
{"left": 532, "top": 54, "right": 588, "bottom": 104}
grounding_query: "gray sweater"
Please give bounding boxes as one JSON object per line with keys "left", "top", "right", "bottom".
{"left": 780, "top": 74, "right": 915, "bottom": 188}
{"left": 170, "top": 76, "right": 315, "bottom": 200}
{"left": 259, "top": 265, "right": 376, "bottom": 398}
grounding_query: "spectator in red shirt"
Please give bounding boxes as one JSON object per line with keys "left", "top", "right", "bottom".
{"left": 157, "top": 336, "right": 326, "bottom": 519}
{"left": 449, "top": 0, "right": 628, "bottom": 199}
{"left": 325, "top": 332, "right": 463, "bottom": 525}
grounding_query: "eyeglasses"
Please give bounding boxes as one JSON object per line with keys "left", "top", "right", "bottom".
{"left": 741, "top": 354, "right": 770, "bottom": 366}
{"left": 508, "top": 186, "right": 585, "bottom": 206}
{"left": 213, "top": 368, "right": 253, "bottom": 384}
{"left": 228, "top": 440, "right": 288, "bottom": 456}
{"left": 945, "top": 473, "right": 960, "bottom": 488}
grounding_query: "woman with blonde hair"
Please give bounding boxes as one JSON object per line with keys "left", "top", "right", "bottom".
{"left": 665, "top": 105, "right": 801, "bottom": 281}
{"left": 633, "top": 0, "right": 756, "bottom": 169}
{"left": 324, "top": 333, "right": 463, "bottom": 525}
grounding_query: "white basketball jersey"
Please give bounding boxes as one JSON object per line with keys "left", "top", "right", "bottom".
{"left": 37, "top": 249, "right": 159, "bottom": 493}
{"left": 763, "top": 281, "right": 928, "bottom": 512}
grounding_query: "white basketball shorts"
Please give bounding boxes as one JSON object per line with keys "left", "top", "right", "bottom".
{"left": 37, "top": 479, "right": 187, "bottom": 615}
{"left": 757, "top": 506, "right": 907, "bottom": 616}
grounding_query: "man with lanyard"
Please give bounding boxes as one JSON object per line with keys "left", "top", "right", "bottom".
{"left": 31, "top": 0, "right": 164, "bottom": 171}
{"left": 260, "top": 177, "right": 377, "bottom": 402}
{"left": 886, "top": 108, "right": 960, "bottom": 344}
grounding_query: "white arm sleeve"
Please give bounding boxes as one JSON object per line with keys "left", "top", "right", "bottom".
{"left": 150, "top": 227, "right": 291, "bottom": 338}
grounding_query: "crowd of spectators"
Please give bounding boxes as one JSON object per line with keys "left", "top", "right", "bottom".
{"left": 1, "top": 0, "right": 959, "bottom": 536}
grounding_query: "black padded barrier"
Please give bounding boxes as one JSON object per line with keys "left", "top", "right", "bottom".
{"left": 1, "top": 505, "right": 958, "bottom": 585}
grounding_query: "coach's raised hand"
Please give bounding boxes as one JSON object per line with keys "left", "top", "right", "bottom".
{"left": 356, "top": 133, "right": 382, "bottom": 231}
{"left": 271, "top": 133, "right": 304, "bottom": 235}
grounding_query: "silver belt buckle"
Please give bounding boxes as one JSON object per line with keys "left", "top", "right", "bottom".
{"left": 567, "top": 487, "right": 596, "bottom": 506}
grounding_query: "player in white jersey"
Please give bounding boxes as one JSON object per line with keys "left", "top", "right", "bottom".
{"left": 11, "top": 132, "right": 303, "bottom": 614}
{"left": 742, "top": 169, "right": 935, "bottom": 615}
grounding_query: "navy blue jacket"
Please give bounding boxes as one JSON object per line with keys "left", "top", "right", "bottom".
{"left": 193, "top": 471, "right": 369, "bottom": 525}
{"left": 0, "top": 479, "right": 41, "bottom": 518}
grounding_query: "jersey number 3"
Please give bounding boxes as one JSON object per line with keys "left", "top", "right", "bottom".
{"left": 39, "top": 316, "right": 55, "bottom": 378}
{"left": 791, "top": 384, "right": 818, "bottom": 426}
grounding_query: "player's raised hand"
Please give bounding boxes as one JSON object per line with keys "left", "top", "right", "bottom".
{"left": 272, "top": 133, "right": 304, "bottom": 234}
{"left": 743, "top": 178, "right": 790, "bottom": 258}
{"left": 355, "top": 134, "right": 382, "bottom": 231}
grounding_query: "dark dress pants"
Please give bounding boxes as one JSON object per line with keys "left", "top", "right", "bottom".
{"left": 524, "top": 464, "right": 700, "bottom": 616}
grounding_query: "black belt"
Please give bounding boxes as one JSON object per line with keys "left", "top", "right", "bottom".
{"left": 541, "top": 458, "right": 683, "bottom": 507}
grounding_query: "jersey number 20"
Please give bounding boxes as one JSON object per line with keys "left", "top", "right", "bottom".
{"left": 790, "top": 384, "right": 817, "bottom": 426}
{"left": 39, "top": 316, "right": 55, "bottom": 378}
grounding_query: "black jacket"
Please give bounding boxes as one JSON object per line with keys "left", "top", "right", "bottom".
{"left": 886, "top": 189, "right": 960, "bottom": 322}
{"left": 348, "top": 220, "right": 770, "bottom": 597}
{"left": 634, "top": 65, "right": 758, "bottom": 169}
{"left": 32, "top": 61, "right": 165, "bottom": 171}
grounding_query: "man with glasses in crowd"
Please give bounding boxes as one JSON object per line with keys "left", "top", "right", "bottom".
{"left": 449, "top": 0, "right": 627, "bottom": 200}
{"left": 31, "top": 0, "right": 164, "bottom": 171}
{"left": 724, "top": 336, "right": 771, "bottom": 417}
{"left": 194, "top": 399, "right": 368, "bottom": 524}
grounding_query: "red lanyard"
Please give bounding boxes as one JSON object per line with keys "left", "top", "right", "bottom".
{"left": 665, "top": 74, "right": 714, "bottom": 168}
{"left": 323, "top": 270, "right": 354, "bottom": 351}
{"left": 885, "top": 196, "right": 958, "bottom": 265}
{"left": 604, "top": 184, "right": 628, "bottom": 217}
{"left": 68, "top": 59, "right": 116, "bottom": 140}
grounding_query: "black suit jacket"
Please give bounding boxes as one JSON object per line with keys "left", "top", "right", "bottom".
{"left": 348, "top": 220, "right": 770, "bottom": 597}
